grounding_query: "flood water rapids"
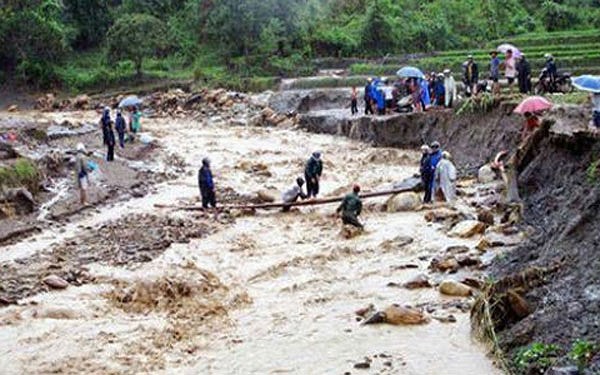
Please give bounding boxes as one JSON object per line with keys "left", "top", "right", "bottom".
{"left": 0, "top": 112, "right": 502, "bottom": 374}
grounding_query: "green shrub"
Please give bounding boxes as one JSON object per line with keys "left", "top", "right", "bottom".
{"left": 0, "top": 159, "right": 40, "bottom": 193}
{"left": 513, "top": 343, "right": 560, "bottom": 374}
{"left": 570, "top": 339, "right": 599, "bottom": 371}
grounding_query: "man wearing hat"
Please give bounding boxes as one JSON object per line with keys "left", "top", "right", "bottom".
{"left": 463, "top": 55, "right": 479, "bottom": 96}
{"left": 336, "top": 184, "right": 363, "bottom": 229}
{"left": 305, "top": 151, "right": 323, "bottom": 198}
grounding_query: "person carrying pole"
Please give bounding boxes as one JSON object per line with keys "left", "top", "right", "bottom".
{"left": 281, "top": 177, "right": 308, "bottom": 212}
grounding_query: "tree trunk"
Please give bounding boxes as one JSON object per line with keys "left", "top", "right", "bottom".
{"left": 135, "top": 59, "right": 143, "bottom": 78}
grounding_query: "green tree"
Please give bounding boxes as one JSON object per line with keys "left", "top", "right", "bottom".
{"left": 106, "top": 13, "right": 167, "bottom": 76}
{"left": 539, "top": 0, "right": 582, "bottom": 31}
{"left": 361, "top": 0, "right": 396, "bottom": 53}
{"left": 63, "top": 0, "right": 113, "bottom": 49}
{"left": 0, "top": 0, "right": 69, "bottom": 85}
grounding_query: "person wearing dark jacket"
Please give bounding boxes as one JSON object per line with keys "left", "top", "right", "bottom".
{"left": 463, "top": 55, "right": 479, "bottom": 96}
{"left": 115, "top": 110, "right": 127, "bottom": 148}
{"left": 544, "top": 54, "right": 557, "bottom": 85}
{"left": 337, "top": 184, "right": 363, "bottom": 229}
{"left": 105, "top": 120, "right": 116, "bottom": 162}
{"left": 420, "top": 145, "right": 433, "bottom": 203}
{"left": 517, "top": 55, "right": 532, "bottom": 94}
{"left": 428, "top": 141, "right": 443, "bottom": 197}
{"left": 305, "top": 151, "right": 323, "bottom": 198}
{"left": 364, "top": 78, "right": 374, "bottom": 115}
{"left": 198, "top": 158, "right": 216, "bottom": 209}
{"left": 101, "top": 107, "right": 111, "bottom": 146}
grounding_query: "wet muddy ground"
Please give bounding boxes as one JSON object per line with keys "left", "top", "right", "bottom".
{"left": 0, "top": 110, "right": 514, "bottom": 374}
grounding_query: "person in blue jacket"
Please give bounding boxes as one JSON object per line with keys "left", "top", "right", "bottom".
{"left": 419, "top": 78, "right": 431, "bottom": 110}
{"left": 198, "top": 157, "right": 217, "bottom": 209}
{"left": 428, "top": 141, "right": 443, "bottom": 197}
{"left": 364, "top": 78, "right": 374, "bottom": 115}
{"left": 115, "top": 109, "right": 127, "bottom": 148}
{"left": 433, "top": 74, "right": 445, "bottom": 106}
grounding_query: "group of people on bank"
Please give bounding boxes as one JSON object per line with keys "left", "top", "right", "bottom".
{"left": 99, "top": 106, "right": 142, "bottom": 161}
{"left": 354, "top": 51, "right": 562, "bottom": 115}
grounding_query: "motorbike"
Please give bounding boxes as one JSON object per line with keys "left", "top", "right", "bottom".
{"left": 534, "top": 68, "right": 573, "bottom": 94}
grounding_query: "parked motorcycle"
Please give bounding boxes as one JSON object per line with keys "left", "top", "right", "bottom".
{"left": 534, "top": 68, "right": 573, "bottom": 94}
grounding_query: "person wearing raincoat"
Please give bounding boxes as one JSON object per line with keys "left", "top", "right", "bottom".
{"left": 419, "top": 78, "right": 431, "bottom": 110}
{"left": 433, "top": 74, "right": 445, "bottom": 106}
{"left": 129, "top": 106, "right": 142, "bottom": 141}
{"left": 434, "top": 151, "right": 457, "bottom": 203}
{"left": 516, "top": 54, "right": 532, "bottom": 94}
{"left": 420, "top": 145, "right": 433, "bottom": 203}
{"left": 443, "top": 70, "right": 457, "bottom": 108}
{"left": 75, "top": 143, "right": 91, "bottom": 205}
{"left": 198, "top": 157, "right": 217, "bottom": 209}
{"left": 100, "top": 107, "right": 111, "bottom": 145}
{"left": 428, "top": 141, "right": 443, "bottom": 199}
{"left": 115, "top": 109, "right": 127, "bottom": 148}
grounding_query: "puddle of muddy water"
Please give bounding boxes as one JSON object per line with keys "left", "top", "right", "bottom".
{"left": 0, "top": 112, "right": 502, "bottom": 375}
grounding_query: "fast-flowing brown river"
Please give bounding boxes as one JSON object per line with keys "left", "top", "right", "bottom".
{"left": 0, "top": 111, "right": 502, "bottom": 374}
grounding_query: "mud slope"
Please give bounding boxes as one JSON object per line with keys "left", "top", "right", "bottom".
{"left": 489, "top": 116, "right": 600, "bottom": 371}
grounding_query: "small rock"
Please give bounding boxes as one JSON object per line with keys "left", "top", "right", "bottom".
{"left": 362, "top": 305, "right": 429, "bottom": 325}
{"left": 255, "top": 189, "right": 277, "bottom": 203}
{"left": 424, "top": 208, "right": 459, "bottom": 222}
{"left": 354, "top": 361, "right": 370, "bottom": 369}
{"left": 386, "top": 192, "right": 422, "bottom": 212}
{"left": 355, "top": 304, "right": 375, "bottom": 317}
{"left": 341, "top": 225, "right": 363, "bottom": 239}
{"left": 7, "top": 104, "right": 18, "bottom": 112}
{"left": 432, "top": 312, "right": 457, "bottom": 323}
{"left": 448, "top": 220, "right": 486, "bottom": 238}
{"left": 545, "top": 366, "right": 579, "bottom": 375}
{"left": 476, "top": 208, "right": 494, "bottom": 226}
{"left": 456, "top": 254, "right": 480, "bottom": 267}
{"left": 439, "top": 280, "right": 472, "bottom": 297}
{"left": 402, "top": 274, "right": 432, "bottom": 289}
{"left": 42, "top": 275, "right": 69, "bottom": 289}
{"left": 476, "top": 237, "right": 491, "bottom": 251}
{"left": 429, "top": 255, "right": 459, "bottom": 273}
{"left": 445, "top": 245, "right": 469, "bottom": 255}
{"left": 461, "top": 277, "right": 483, "bottom": 289}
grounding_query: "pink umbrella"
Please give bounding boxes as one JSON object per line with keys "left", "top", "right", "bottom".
{"left": 514, "top": 96, "right": 553, "bottom": 114}
{"left": 497, "top": 43, "right": 523, "bottom": 58}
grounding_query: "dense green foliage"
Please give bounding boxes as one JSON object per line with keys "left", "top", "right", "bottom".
{"left": 0, "top": 0, "right": 598, "bottom": 90}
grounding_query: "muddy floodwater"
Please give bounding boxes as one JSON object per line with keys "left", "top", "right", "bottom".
{"left": 0, "top": 112, "right": 502, "bottom": 374}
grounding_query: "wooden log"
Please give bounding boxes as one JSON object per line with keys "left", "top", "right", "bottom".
{"left": 174, "top": 186, "right": 418, "bottom": 211}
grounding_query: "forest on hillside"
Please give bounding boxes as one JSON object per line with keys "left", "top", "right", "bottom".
{"left": 1, "top": 0, "right": 599, "bottom": 89}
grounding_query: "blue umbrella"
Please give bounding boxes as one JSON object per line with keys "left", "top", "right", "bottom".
{"left": 396, "top": 66, "right": 425, "bottom": 79}
{"left": 573, "top": 75, "right": 600, "bottom": 93}
{"left": 118, "top": 95, "right": 143, "bottom": 108}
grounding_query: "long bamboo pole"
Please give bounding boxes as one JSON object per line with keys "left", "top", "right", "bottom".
{"left": 169, "top": 186, "right": 418, "bottom": 211}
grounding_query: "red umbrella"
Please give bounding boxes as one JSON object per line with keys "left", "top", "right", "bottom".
{"left": 513, "top": 96, "right": 553, "bottom": 114}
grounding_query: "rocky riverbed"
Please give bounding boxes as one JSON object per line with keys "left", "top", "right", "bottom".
{"left": 0, "top": 89, "right": 525, "bottom": 374}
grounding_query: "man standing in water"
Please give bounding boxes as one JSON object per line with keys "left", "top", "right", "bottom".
{"left": 75, "top": 143, "right": 91, "bottom": 205}
{"left": 337, "top": 184, "right": 363, "bottom": 229}
{"left": 420, "top": 145, "right": 433, "bottom": 203}
{"left": 198, "top": 157, "right": 217, "bottom": 209}
{"left": 305, "top": 151, "right": 323, "bottom": 198}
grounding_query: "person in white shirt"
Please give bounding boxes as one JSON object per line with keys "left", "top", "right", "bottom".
{"left": 281, "top": 177, "right": 308, "bottom": 212}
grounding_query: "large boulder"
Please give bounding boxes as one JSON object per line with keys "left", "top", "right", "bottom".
{"left": 386, "top": 192, "right": 422, "bottom": 212}
{"left": 448, "top": 220, "right": 486, "bottom": 238}
{"left": 363, "top": 304, "right": 429, "bottom": 325}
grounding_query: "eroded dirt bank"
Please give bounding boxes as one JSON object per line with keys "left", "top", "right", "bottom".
{"left": 297, "top": 101, "right": 600, "bottom": 373}
{"left": 0, "top": 97, "right": 508, "bottom": 374}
